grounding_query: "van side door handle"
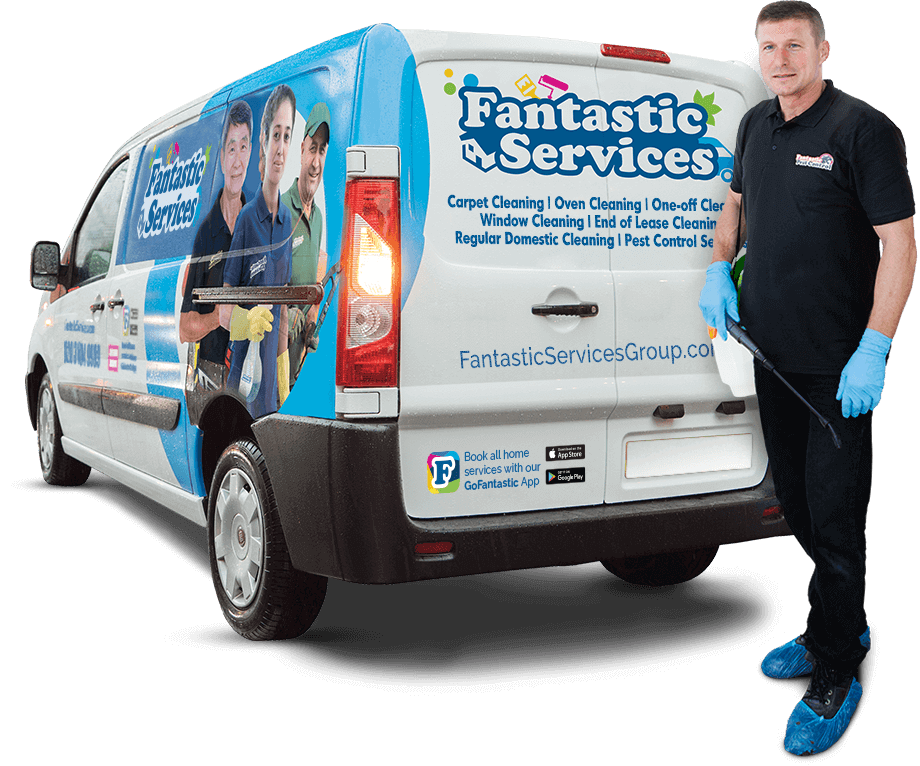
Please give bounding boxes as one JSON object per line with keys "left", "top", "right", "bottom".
{"left": 107, "top": 297, "right": 125, "bottom": 310}
{"left": 532, "top": 302, "right": 599, "bottom": 317}
{"left": 89, "top": 299, "right": 105, "bottom": 313}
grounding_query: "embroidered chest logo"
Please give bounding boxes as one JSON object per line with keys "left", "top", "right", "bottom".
{"left": 249, "top": 255, "right": 268, "bottom": 279}
{"left": 795, "top": 152, "right": 834, "bottom": 172}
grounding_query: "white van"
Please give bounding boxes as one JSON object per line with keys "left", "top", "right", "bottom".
{"left": 26, "top": 25, "right": 785, "bottom": 640}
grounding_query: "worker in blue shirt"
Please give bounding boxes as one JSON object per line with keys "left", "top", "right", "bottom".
{"left": 221, "top": 84, "right": 297, "bottom": 418}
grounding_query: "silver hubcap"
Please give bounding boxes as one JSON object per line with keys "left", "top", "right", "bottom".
{"left": 214, "top": 468, "right": 265, "bottom": 608}
{"left": 38, "top": 388, "right": 55, "bottom": 472}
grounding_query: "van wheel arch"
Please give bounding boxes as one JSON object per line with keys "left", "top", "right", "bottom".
{"left": 26, "top": 355, "right": 49, "bottom": 430}
{"left": 198, "top": 395, "right": 255, "bottom": 507}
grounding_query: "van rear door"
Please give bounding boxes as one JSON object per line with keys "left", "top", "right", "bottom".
{"left": 398, "top": 32, "right": 768, "bottom": 520}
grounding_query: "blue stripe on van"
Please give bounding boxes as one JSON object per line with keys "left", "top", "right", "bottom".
{"left": 145, "top": 259, "right": 197, "bottom": 493}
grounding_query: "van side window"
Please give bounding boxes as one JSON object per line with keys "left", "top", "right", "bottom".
{"left": 73, "top": 162, "right": 129, "bottom": 286}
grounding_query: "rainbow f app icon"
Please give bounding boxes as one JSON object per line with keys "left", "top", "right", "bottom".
{"left": 428, "top": 452, "right": 460, "bottom": 494}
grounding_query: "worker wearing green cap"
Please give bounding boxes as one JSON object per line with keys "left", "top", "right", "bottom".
{"left": 282, "top": 101, "right": 330, "bottom": 386}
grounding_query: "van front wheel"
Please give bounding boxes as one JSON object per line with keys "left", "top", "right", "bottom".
{"left": 208, "top": 439, "right": 327, "bottom": 640}
{"left": 37, "top": 374, "right": 91, "bottom": 486}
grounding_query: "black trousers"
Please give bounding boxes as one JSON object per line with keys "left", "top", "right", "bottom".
{"left": 755, "top": 364, "right": 872, "bottom": 673}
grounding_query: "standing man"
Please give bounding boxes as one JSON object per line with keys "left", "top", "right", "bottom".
{"left": 699, "top": 1, "right": 915, "bottom": 755}
{"left": 281, "top": 102, "right": 330, "bottom": 387}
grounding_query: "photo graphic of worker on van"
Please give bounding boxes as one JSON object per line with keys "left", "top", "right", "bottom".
{"left": 281, "top": 101, "right": 330, "bottom": 388}
{"left": 180, "top": 100, "right": 254, "bottom": 422}
{"left": 220, "top": 84, "right": 296, "bottom": 418}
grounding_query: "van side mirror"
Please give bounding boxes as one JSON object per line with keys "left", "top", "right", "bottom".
{"left": 31, "top": 241, "right": 60, "bottom": 291}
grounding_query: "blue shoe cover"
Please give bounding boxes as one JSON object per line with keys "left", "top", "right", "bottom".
{"left": 762, "top": 628, "right": 870, "bottom": 680}
{"left": 762, "top": 635, "right": 813, "bottom": 679}
{"left": 784, "top": 678, "right": 862, "bottom": 755}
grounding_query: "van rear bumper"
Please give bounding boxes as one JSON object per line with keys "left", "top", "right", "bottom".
{"left": 253, "top": 415, "right": 788, "bottom": 585}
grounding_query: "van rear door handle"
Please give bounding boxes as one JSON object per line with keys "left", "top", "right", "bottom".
{"left": 532, "top": 302, "right": 599, "bottom": 317}
{"left": 89, "top": 300, "right": 105, "bottom": 313}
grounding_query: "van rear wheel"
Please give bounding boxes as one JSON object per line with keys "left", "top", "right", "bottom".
{"left": 600, "top": 546, "right": 719, "bottom": 586}
{"left": 208, "top": 439, "right": 327, "bottom": 640}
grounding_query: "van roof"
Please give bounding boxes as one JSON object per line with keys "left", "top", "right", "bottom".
{"left": 402, "top": 28, "right": 760, "bottom": 91}
{"left": 105, "top": 24, "right": 762, "bottom": 176}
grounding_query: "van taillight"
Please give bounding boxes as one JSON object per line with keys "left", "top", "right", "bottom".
{"left": 337, "top": 178, "right": 400, "bottom": 388}
{"left": 600, "top": 44, "right": 671, "bottom": 64}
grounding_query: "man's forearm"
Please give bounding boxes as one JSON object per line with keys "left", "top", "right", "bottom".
{"left": 868, "top": 217, "right": 917, "bottom": 339}
{"left": 710, "top": 189, "right": 744, "bottom": 265}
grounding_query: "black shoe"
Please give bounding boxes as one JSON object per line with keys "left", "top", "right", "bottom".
{"left": 802, "top": 662, "right": 858, "bottom": 718}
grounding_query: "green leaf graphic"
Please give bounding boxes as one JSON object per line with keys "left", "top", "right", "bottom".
{"left": 694, "top": 90, "right": 723, "bottom": 126}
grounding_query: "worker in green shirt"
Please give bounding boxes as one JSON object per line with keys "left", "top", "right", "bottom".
{"left": 281, "top": 101, "right": 330, "bottom": 386}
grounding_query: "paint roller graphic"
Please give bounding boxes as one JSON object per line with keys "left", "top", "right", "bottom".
{"left": 538, "top": 75, "right": 569, "bottom": 98}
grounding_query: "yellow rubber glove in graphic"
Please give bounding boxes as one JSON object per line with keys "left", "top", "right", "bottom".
{"left": 229, "top": 305, "right": 273, "bottom": 342}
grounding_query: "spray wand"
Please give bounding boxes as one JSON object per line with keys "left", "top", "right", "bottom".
{"left": 725, "top": 317, "right": 841, "bottom": 449}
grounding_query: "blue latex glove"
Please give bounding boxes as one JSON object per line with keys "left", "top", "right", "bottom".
{"left": 699, "top": 261, "right": 740, "bottom": 340}
{"left": 836, "top": 329, "right": 892, "bottom": 418}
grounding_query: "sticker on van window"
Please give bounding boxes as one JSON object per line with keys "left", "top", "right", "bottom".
{"left": 136, "top": 146, "right": 209, "bottom": 239}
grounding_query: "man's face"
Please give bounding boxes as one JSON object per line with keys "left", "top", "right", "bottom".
{"left": 220, "top": 122, "right": 251, "bottom": 197}
{"left": 299, "top": 125, "right": 328, "bottom": 206}
{"left": 757, "top": 18, "right": 829, "bottom": 99}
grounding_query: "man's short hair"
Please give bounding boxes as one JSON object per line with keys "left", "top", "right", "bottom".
{"left": 221, "top": 100, "right": 253, "bottom": 149}
{"left": 756, "top": 1, "right": 825, "bottom": 43}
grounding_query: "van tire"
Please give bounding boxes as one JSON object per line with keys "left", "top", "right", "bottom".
{"left": 37, "top": 374, "right": 91, "bottom": 486}
{"left": 600, "top": 546, "right": 719, "bottom": 586}
{"left": 208, "top": 439, "right": 327, "bottom": 640}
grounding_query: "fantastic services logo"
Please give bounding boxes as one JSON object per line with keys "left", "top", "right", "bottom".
{"left": 458, "top": 88, "right": 718, "bottom": 180}
{"left": 136, "top": 146, "right": 208, "bottom": 239}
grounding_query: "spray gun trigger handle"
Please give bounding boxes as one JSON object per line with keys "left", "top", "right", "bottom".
{"left": 725, "top": 317, "right": 775, "bottom": 372}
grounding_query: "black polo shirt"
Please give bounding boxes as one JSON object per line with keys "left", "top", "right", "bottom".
{"left": 731, "top": 80, "right": 913, "bottom": 374}
{"left": 180, "top": 189, "right": 245, "bottom": 365}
